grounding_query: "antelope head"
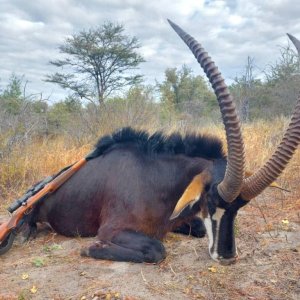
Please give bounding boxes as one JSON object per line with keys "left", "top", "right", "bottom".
{"left": 168, "top": 20, "right": 300, "bottom": 265}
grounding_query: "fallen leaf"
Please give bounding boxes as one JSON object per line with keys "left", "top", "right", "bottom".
{"left": 30, "top": 286, "right": 37, "bottom": 294}
{"left": 281, "top": 219, "right": 289, "bottom": 225}
{"left": 208, "top": 266, "right": 217, "bottom": 273}
{"left": 21, "top": 273, "right": 29, "bottom": 280}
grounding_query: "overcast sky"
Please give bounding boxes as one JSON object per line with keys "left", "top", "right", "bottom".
{"left": 1, "top": 0, "right": 300, "bottom": 102}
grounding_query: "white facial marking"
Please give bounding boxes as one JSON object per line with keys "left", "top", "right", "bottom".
{"left": 204, "top": 217, "right": 218, "bottom": 261}
{"left": 204, "top": 208, "right": 225, "bottom": 261}
{"left": 188, "top": 193, "right": 201, "bottom": 209}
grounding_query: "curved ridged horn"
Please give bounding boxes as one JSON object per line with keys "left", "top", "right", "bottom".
{"left": 241, "top": 33, "right": 300, "bottom": 200}
{"left": 287, "top": 33, "right": 300, "bottom": 55}
{"left": 167, "top": 19, "right": 245, "bottom": 202}
{"left": 241, "top": 97, "right": 300, "bottom": 200}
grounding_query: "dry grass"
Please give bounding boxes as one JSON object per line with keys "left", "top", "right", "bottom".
{"left": 0, "top": 118, "right": 299, "bottom": 300}
{"left": 0, "top": 117, "right": 299, "bottom": 213}
{"left": 0, "top": 137, "right": 88, "bottom": 210}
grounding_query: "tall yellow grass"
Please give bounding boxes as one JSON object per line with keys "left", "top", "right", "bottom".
{"left": 0, "top": 118, "right": 299, "bottom": 213}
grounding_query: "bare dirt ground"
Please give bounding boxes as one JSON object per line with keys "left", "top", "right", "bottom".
{"left": 0, "top": 190, "right": 299, "bottom": 300}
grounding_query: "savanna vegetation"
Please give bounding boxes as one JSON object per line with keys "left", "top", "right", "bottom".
{"left": 0, "top": 22, "right": 299, "bottom": 299}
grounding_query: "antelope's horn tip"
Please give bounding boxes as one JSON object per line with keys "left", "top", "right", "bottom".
{"left": 167, "top": 19, "right": 176, "bottom": 27}
{"left": 286, "top": 33, "right": 297, "bottom": 39}
{"left": 286, "top": 33, "right": 295, "bottom": 41}
{"left": 286, "top": 33, "right": 300, "bottom": 51}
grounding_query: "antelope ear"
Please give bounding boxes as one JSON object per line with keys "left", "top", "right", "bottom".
{"left": 170, "top": 172, "right": 210, "bottom": 220}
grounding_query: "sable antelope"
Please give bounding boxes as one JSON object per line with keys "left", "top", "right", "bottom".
{"left": 3, "top": 21, "right": 300, "bottom": 265}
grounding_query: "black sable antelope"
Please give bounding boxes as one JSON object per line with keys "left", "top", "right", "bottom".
{"left": 1, "top": 21, "right": 300, "bottom": 265}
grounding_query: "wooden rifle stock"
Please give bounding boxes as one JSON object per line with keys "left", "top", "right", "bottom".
{"left": 0, "top": 157, "right": 87, "bottom": 249}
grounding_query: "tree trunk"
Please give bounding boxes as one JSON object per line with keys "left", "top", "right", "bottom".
{"left": 241, "top": 97, "right": 249, "bottom": 122}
